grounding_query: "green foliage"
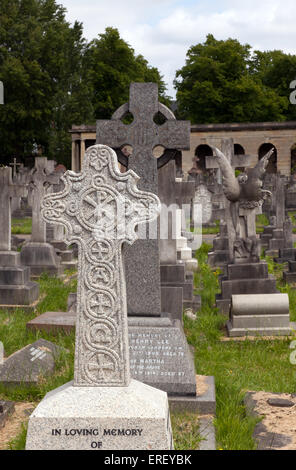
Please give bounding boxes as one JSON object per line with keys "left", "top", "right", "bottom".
{"left": 184, "top": 243, "right": 296, "bottom": 450}
{"left": 11, "top": 218, "right": 32, "bottom": 234}
{"left": 174, "top": 34, "right": 288, "bottom": 123}
{"left": 85, "top": 27, "right": 170, "bottom": 119}
{"left": 0, "top": 0, "right": 94, "bottom": 167}
{"left": 171, "top": 412, "right": 202, "bottom": 450}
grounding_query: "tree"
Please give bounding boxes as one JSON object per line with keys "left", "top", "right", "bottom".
{"left": 85, "top": 27, "right": 170, "bottom": 119}
{"left": 0, "top": 0, "right": 93, "bottom": 167}
{"left": 250, "top": 50, "right": 296, "bottom": 120}
{"left": 174, "top": 34, "right": 287, "bottom": 123}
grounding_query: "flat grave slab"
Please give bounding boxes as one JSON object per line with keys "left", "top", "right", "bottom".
{"left": 0, "top": 339, "right": 64, "bottom": 387}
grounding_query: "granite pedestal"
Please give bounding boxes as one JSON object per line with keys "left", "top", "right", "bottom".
{"left": 216, "top": 261, "right": 278, "bottom": 315}
{"left": 0, "top": 251, "right": 39, "bottom": 307}
{"left": 20, "top": 242, "right": 63, "bottom": 277}
{"left": 227, "top": 293, "right": 292, "bottom": 337}
{"left": 26, "top": 379, "right": 173, "bottom": 450}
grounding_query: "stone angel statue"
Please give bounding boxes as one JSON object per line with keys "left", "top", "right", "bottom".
{"left": 210, "top": 146, "right": 274, "bottom": 262}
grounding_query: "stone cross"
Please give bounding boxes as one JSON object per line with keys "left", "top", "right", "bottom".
{"left": 9, "top": 158, "right": 21, "bottom": 179}
{"left": 96, "top": 82, "right": 190, "bottom": 316}
{"left": 29, "top": 158, "right": 60, "bottom": 243}
{"left": 205, "top": 147, "right": 253, "bottom": 173}
{"left": 0, "top": 167, "right": 27, "bottom": 251}
{"left": 158, "top": 160, "right": 194, "bottom": 264}
{"left": 41, "top": 145, "right": 160, "bottom": 386}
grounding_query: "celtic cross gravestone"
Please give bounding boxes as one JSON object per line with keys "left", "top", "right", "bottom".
{"left": 97, "top": 82, "right": 190, "bottom": 316}
{"left": 26, "top": 145, "right": 173, "bottom": 450}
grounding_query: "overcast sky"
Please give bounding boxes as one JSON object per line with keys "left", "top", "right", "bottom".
{"left": 60, "top": 0, "right": 296, "bottom": 98}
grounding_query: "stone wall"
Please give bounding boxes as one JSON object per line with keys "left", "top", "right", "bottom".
{"left": 70, "top": 121, "right": 296, "bottom": 176}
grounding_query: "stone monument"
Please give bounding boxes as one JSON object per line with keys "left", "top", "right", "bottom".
{"left": 0, "top": 167, "right": 39, "bottom": 309}
{"left": 208, "top": 139, "right": 253, "bottom": 269}
{"left": 26, "top": 145, "right": 173, "bottom": 450}
{"left": 211, "top": 146, "right": 292, "bottom": 335}
{"left": 20, "top": 157, "right": 63, "bottom": 276}
{"left": 96, "top": 83, "right": 201, "bottom": 401}
{"left": 159, "top": 160, "right": 200, "bottom": 317}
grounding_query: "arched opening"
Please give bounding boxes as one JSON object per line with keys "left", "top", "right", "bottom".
{"left": 234, "top": 144, "right": 246, "bottom": 172}
{"left": 258, "top": 143, "right": 277, "bottom": 174}
{"left": 194, "top": 144, "right": 213, "bottom": 174}
{"left": 85, "top": 139, "right": 96, "bottom": 151}
{"left": 234, "top": 144, "right": 245, "bottom": 155}
{"left": 291, "top": 144, "right": 296, "bottom": 175}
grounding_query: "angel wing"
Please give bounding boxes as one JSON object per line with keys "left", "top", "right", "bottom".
{"left": 249, "top": 149, "right": 274, "bottom": 181}
{"left": 241, "top": 149, "right": 274, "bottom": 201}
{"left": 210, "top": 146, "right": 240, "bottom": 202}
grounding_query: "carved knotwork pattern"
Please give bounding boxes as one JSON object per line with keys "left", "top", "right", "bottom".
{"left": 41, "top": 145, "right": 160, "bottom": 386}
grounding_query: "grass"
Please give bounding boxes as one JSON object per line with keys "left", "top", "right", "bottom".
{"left": 2, "top": 244, "right": 296, "bottom": 450}
{"left": 11, "top": 218, "right": 32, "bottom": 235}
{"left": 0, "top": 274, "right": 77, "bottom": 403}
{"left": 171, "top": 413, "right": 202, "bottom": 450}
{"left": 182, "top": 243, "right": 296, "bottom": 450}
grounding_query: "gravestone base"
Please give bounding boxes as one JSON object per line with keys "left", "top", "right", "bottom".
{"left": 208, "top": 250, "right": 230, "bottom": 268}
{"left": 227, "top": 293, "right": 292, "bottom": 337}
{"left": 20, "top": 242, "right": 64, "bottom": 277}
{"left": 129, "top": 317, "right": 197, "bottom": 396}
{"left": 160, "top": 264, "right": 201, "bottom": 314}
{"left": 274, "top": 248, "right": 296, "bottom": 264}
{"left": 227, "top": 321, "right": 293, "bottom": 337}
{"left": 0, "top": 251, "right": 39, "bottom": 306}
{"left": 26, "top": 379, "right": 173, "bottom": 450}
{"left": 283, "top": 271, "right": 296, "bottom": 284}
{"left": 27, "top": 310, "right": 76, "bottom": 334}
{"left": 216, "top": 261, "right": 278, "bottom": 315}
{"left": 169, "top": 375, "right": 216, "bottom": 415}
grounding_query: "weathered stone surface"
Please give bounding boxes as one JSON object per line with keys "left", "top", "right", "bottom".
{"left": 0, "top": 339, "right": 63, "bottom": 386}
{"left": 128, "top": 318, "right": 196, "bottom": 396}
{"left": 26, "top": 144, "right": 173, "bottom": 450}
{"left": 231, "top": 293, "right": 289, "bottom": 316}
{"left": 20, "top": 242, "right": 63, "bottom": 277}
{"left": 41, "top": 145, "right": 160, "bottom": 387}
{"left": 267, "top": 398, "right": 295, "bottom": 408}
{"left": 227, "top": 262, "right": 269, "bottom": 280}
{"left": 26, "top": 380, "right": 173, "bottom": 450}
{"left": 0, "top": 167, "right": 27, "bottom": 251}
{"left": 0, "top": 400, "right": 15, "bottom": 428}
{"left": 97, "top": 83, "right": 190, "bottom": 316}
{"left": 27, "top": 311, "right": 76, "bottom": 334}
{"left": 0, "top": 167, "right": 40, "bottom": 307}
{"left": 20, "top": 158, "right": 62, "bottom": 276}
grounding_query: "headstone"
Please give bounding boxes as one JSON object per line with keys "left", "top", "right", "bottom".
{"left": 20, "top": 157, "right": 63, "bottom": 276}
{"left": 0, "top": 339, "right": 63, "bottom": 387}
{"left": 228, "top": 293, "right": 292, "bottom": 337}
{"left": 26, "top": 144, "right": 173, "bottom": 450}
{"left": 158, "top": 160, "right": 200, "bottom": 317}
{"left": 192, "top": 184, "right": 213, "bottom": 226}
{"left": 46, "top": 166, "right": 78, "bottom": 271}
{"left": 97, "top": 82, "right": 190, "bottom": 316}
{"left": 96, "top": 84, "right": 201, "bottom": 401}
{"left": 211, "top": 146, "right": 291, "bottom": 334}
{"left": 12, "top": 165, "right": 32, "bottom": 218}
{"left": 0, "top": 167, "right": 39, "bottom": 307}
